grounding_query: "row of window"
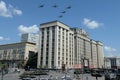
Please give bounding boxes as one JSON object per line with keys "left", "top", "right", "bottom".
{"left": 40, "top": 26, "right": 55, "bottom": 66}
{"left": 0, "top": 54, "right": 24, "bottom": 60}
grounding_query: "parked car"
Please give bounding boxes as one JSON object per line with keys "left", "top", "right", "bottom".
{"left": 39, "top": 78, "right": 48, "bottom": 80}
{"left": 14, "top": 68, "right": 20, "bottom": 73}
{"left": 22, "top": 77, "right": 31, "bottom": 80}
{"left": 74, "top": 69, "right": 81, "bottom": 74}
{"left": 91, "top": 70, "right": 103, "bottom": 77}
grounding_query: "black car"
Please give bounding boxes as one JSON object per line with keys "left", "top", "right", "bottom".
{"left": 91, "top": 72, "right": 103, "bottom": 77}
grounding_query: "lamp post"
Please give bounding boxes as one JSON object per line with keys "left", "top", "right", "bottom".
{"left": 81, "top": 54, "right": 89, "bottom": 80}
{"left": 1, "top": 68, "right": 4, "bottom": 80}
{"left": 81, "top": 54, "right": 84, "bottom": 80}
{"left": 60, "top": 60, "right": 67, "bottom": 79}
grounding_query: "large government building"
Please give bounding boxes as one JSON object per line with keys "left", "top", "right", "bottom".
{"left": 0, "top": 42, "right": 36, "bottom": 68}
{"left": 37, "top": 20, "right": 104, "bottom": 69}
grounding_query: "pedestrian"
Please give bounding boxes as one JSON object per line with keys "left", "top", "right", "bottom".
{"left": 49, "top": 75, "right": 53, "bottom": 79}
{"left": 86, "top": 76, "right": 88, "bottom": 80}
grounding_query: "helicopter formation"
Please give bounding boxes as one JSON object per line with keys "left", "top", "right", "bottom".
{"left": 38, "top": 4, "right": 72, "bottom": 18}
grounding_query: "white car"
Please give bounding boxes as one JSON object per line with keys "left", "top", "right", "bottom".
{"left": 14, "top": 68, "right": 20, "bottom": 73}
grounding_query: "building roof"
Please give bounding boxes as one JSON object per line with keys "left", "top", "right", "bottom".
{"left": 0, "top": 42, "right": 36, "bottom": 47}
{"left": 40, "top": 20, "right": 71, "bottom": 30}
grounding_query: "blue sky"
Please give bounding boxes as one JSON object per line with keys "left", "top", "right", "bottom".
{"left": 0, "top": 0, "right": 120, "bottom": 57}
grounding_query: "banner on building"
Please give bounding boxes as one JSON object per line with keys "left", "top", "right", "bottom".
{"left": 72, "top": 64, "right": 82, "bottom": 69}
{"left": 84, "top": 59, "right": 88, "bottom": 67}
{"left": 90, "top": 64, "right": 94, "bottom": 68}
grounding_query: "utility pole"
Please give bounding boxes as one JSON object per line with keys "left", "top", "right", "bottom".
{"left": 82, "top": 58, "right": 84, "bottom": 80}
{"left": 96, "top": 76, "right": 98, "bottom": 80}
{"left": 81, "top": 54, "right": 84, "bottom": 80}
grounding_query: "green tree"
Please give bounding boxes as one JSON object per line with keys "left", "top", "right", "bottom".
{"left": 17, "top": 61, "right": 24, "bottom": 68}
{"left": 0, "top": 62, "right": 8, "bottom": 80}
{"left": 25, "top": 52, "right": 38, "bottom": 69}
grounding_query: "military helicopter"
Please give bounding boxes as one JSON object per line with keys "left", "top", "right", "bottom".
{"left": 58, "top": 15, "right": 63, "bottom": 18}
{"left": 52, "top": 4, "right": 58, "bottom": 8}
{"left": 61, "top": 11, "right": 66, "bottom": 14}
{"left": 66, "top": 6, "right": 71, "bottom": 9}
{"left": 38, "top": 4, "right": 44, "bottom": 8}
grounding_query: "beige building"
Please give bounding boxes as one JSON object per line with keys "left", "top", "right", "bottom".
{"left": 38, "top": 21, "right": 74, "bottom": 69}
{"left": 71, "top": 28, "right": 104, "bottom": 68}
{"left": 21, "top": 33, "right": 39, "bottom": 52}
{"left": 104, "top": 57, "right": 120, "bottom": 69}
{"left": 37, "top": 21, "right": 104, "bottom": 69}
{"left": 0, "top": 42, "right": 36, "bottom": 68}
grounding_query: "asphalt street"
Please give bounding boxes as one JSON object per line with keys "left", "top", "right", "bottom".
{"left": 0, "top": 69, "right": 105, "bottom": 80}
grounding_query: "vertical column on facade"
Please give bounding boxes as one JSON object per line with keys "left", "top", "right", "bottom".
{"left": 59, "top": 27, "right": 63, "bottom": 68}
{"left": 82, "top": 39, "right": 85, "bottom": 68}
{"left": 37, "top": 29, "right": 42, "bottom": 68}
{"left": 78, "top": 37, "right": 81, "bottom": 66}
{"left": 84, "top": 40, "right": 91, "bottom": 68}
{"left": 71, "top": 35, "right": 75, "bottom": 67}
{"left": 57, "top": 27, "right": 60, "bottom": 68}
{"left": 90, "top": 40, "right": 93, "bottom": 69}
{"left": 69, "top": 33, "right": 73, "bottom": 68}
{"left": 77, "top": 37, "right": 79, "bottom": 65}
{"left": 96, "top": 42, "right": 104, "bottom": 68}
{"left": 77, "top": 37, "right": 79, "bottom": 67}
{"left": 76, "top": 37, "right": 79, "bottom": 65}
{"left": 91, "top": 41, "right": 94, "bottom": 68}
{"left": 71, "top": 33, "right": 74, "bottom": 68}
{"left": 101, "top": 45, "right": 104, "bottom": 68}
{"left": 54, "top": 26, "right": 59, "bottom": 68}
{"left": 91, "top": 40, "right": 97, "bottom": 68}
{"left": 74, "top": 36, "right": 77, "bottom": 65}
{"left": 92, "top": 41, "right": 97, "bottom": 68}
{"left": 48, "top": 27, "right": 52, "bottom": 68}
{"left": 80, "top": 38, "right": 83, "bottom": 67}
{"left": 83, "top": 39, "right": 85, "bottom": 58}
{"left": 66, "top": 31, "right": 68, "bottom": 68}
{"left": 78, "top": 38, "right": 81, "bottom": 67}
{"left": 96, "top": 44, "right": 99, "bottom": 68}
{"left": 64, "top": 30, "right": 67, "bottom": 68}
{"left": 67, "top": 31, "right": 70, "bottom": 68}
{"left": 43, "top": 28, "right": 47, "bottom": 66}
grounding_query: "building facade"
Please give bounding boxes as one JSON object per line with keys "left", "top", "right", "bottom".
{"left": 0, "top": 42, "right": 36, "bottom": 68}
{"left": 37, "top": 21, "right": 74, "bottom": 69}
{"left": 37, "top": 21, "right": 104, "bottom": 69}
{"left": 71, "top": 28, "right": 104, "bottom": 69}
{"left": 104, "top": 57, "right": 111, "bottom": 69}
{"left": 21, "top": 33, "right": 39, "bottom": 52}
{"left": 104, "top": 57, "right": 120, "bottom": 69}
{"left": 21, "top": 33, "right": 39, "bottom": 44}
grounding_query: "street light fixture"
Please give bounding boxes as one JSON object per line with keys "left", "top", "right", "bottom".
{"left": 81, "top": 54, "right": 84, "bottom": 80}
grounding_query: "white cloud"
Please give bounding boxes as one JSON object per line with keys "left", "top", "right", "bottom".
{"left": 18, "top": 25, "right": 39, "bottom": 35}
{"left": 104, "top": 46, "right": 117, "bottom": 52}
{"left": 0, "top": 36, "right": 4, "bottom": 40}
{"left": 83, "top": 18, "right": 103, "bottom": 29}
{"left": 0, "top": 1, "right": 22, "bottom": 18}
{"left": 105, "top": 54, "right": 118, "bottom": 57}
{"left": 104, "top": 46, "right": 119, "bottom": 57}
{"left": 13, "top": 9, "right": 22, "bottom": 15}
{"left": 0, "top": 36, "right": 10, "bottom": 41}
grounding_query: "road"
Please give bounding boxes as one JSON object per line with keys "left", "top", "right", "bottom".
{"left": 0, "top": 69, "right": 105, "bottom": 80}
{"left": 37, "top": 70, "right": 105, "bottom": 80}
